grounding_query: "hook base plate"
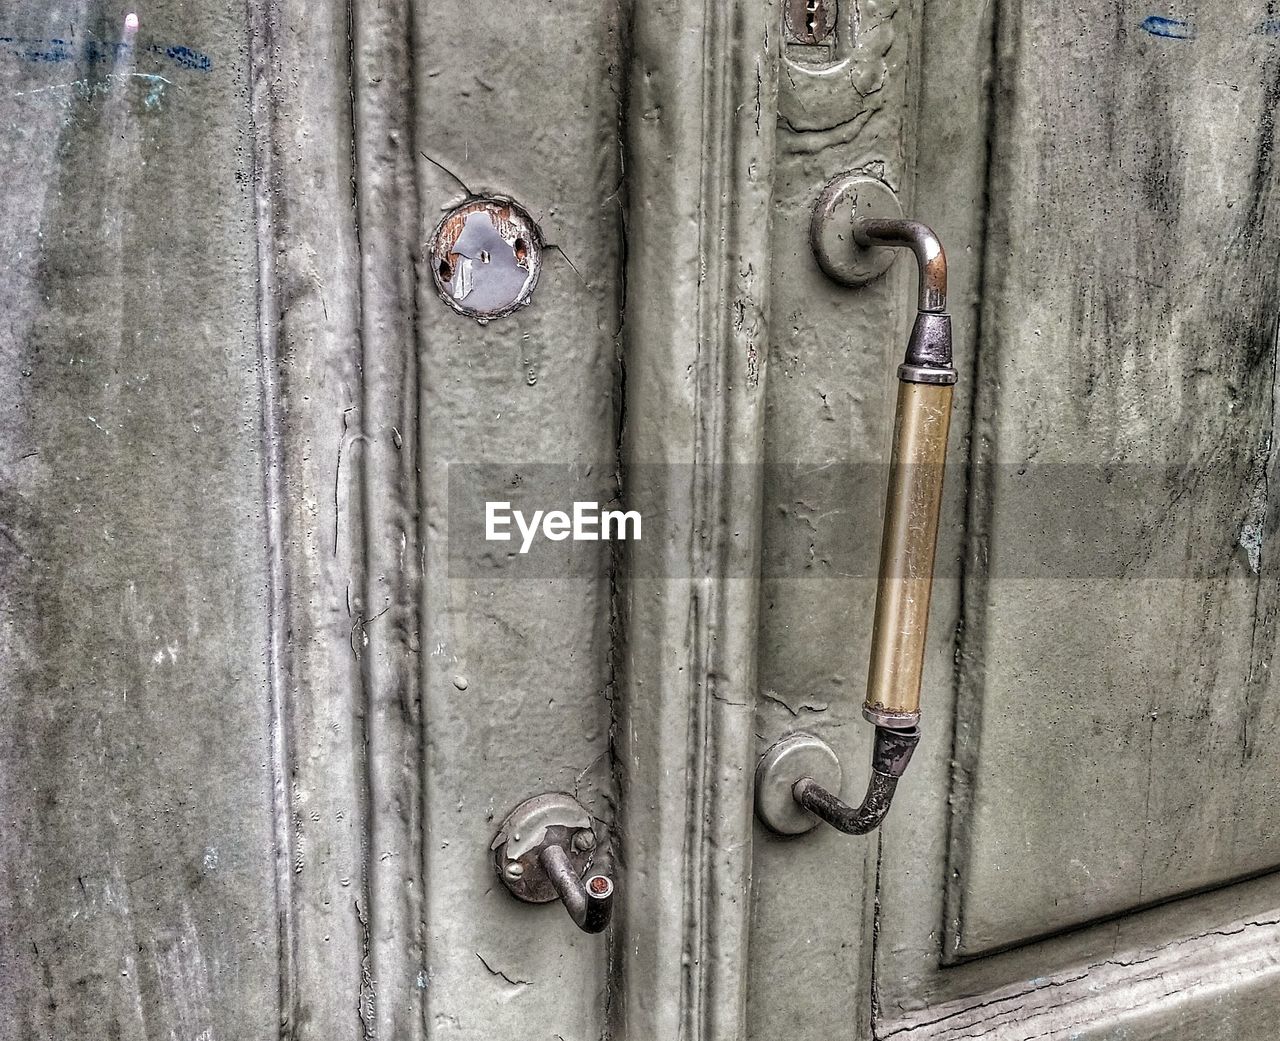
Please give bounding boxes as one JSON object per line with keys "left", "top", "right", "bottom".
{"left": 491, "top": 792, "right": 597, "bottom": 903}
{"left": 755, "top": 732, "right": 844, "bottom": 835}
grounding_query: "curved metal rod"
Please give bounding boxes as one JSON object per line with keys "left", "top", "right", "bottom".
{"left": 792, "top": 726, "right": 920, "bottom": 835}
{"left": 853, "top": 218, "right": 947, "bottom": 314}
{"left": 541, "top": 844, "right": 614, "bottom": 933}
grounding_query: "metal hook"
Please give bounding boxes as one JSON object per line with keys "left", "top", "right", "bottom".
{"left": 541, "top": 844, "right": 614, "bottom": 933}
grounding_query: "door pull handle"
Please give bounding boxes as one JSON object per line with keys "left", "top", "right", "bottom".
{"left": 756, "top": 176, "right": 955, "bottom": 837}
{"left": 491, "top": 792, "right": 615, "bottom": 933}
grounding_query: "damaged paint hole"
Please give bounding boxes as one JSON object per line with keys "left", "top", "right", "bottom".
{"left": 428, "top": 196, "right": 543, "bottom": 322}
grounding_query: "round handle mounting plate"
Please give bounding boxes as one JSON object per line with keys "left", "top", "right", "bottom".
{"left": 810, "top": 174, "right": 905, "bottom": 287}
{"left": 491, "top": 792, "right": 596, "bottom": 903}
{"left": 755, "top": 732, "right": 844, "bottom": 835}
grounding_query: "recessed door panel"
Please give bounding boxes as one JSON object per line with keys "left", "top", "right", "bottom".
{"left": 943, "top": 0, "right": 1280, "bottom": 959}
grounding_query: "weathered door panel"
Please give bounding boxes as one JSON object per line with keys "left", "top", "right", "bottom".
{"left": 0, "top": 3, "right": 280, "bottom": 1037}
{"left": 875, "top": 0, "right": 1280, "bottom": 1036}
{"left": 945, "top": 0, "right": 1280, "bottom": 956}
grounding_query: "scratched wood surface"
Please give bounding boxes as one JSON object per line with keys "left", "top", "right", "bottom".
{"left": 0, "top": 3, "right": 280, "bottom": 1038}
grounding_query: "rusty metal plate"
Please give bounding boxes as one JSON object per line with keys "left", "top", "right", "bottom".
{"left": 429, "top": 196, "right": 542, "bottom": 322}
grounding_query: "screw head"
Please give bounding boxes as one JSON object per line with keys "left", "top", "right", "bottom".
{"left": 572, "top": 828, "right": 597, "bottom": 853}
{"left": 504, "top": 861, "right": 525, "bottom": 879}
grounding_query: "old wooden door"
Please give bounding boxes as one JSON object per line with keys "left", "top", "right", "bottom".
{"left": 1, "top": 1, "right": 1276, "bottom": 1040}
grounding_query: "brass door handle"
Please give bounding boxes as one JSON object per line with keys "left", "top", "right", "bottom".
{"left": 491, "top": 793, "right": 615, "bottom": 933}
{"left": 756, "top": 175, "right": 954, "bottom": 837}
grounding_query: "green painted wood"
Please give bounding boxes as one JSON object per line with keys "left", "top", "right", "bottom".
{"left": 0, "top": 3, "right": 280, "bottom": 1036}
{"left": 946, "top": 0, "right": 1280, "bottom": 959}
{"left": 877, "top": 0, "right": 1280, "bottom": 1037}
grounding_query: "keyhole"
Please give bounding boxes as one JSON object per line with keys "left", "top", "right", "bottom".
{"left": 805, "top": 0, "right": 819, "bottom": 36}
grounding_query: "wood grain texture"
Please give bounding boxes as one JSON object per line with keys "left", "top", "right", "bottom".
{"left": 881, "top": 906, "right": 1280, "bottom": 1040}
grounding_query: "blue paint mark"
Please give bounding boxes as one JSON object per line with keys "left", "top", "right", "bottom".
{"left": 22, "top": 46, "right": 72, "bottom": 63}
{"left": 83, "top": 39, "right": 131, "bottom": 63}
{"left": 0, "top": 33, "right": 213, "bottom": 72}
{"left": 1140, "top": 15, "right": 1196, "bottom": 39}
{"left": 162, "top": 44, "right": 212, "bottom": 72}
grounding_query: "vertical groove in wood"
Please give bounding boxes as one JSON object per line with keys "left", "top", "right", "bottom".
{"left": 936, "top": 0, "right": 1012, "bottom": 974}
{"left": 866, "top": 0, "right": 1008, "bottom": 1007}
{"left": 350, "top": 0, "right": 425, "bottom": 1037}
{"left": 614, "top": 1, "right": 779, "bottom": 1037}
{"left": 263, "top": 0, "right": 369, "bottom": 1035}
{"left": 245, "top": 0, "right": 297, "bottom": 1032}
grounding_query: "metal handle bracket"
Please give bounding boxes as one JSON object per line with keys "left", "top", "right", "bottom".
{"left": 756, "top": 174, "right": 955, "bottom": 840}
{"left": 491, "top": 792, "right": 614, "bottom": 934}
